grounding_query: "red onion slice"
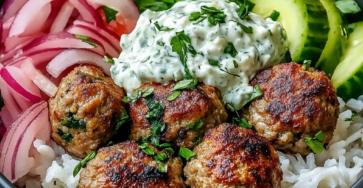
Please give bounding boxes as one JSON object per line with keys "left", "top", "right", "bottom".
{"left": 50, "top": 1, "right": 74, "bottom": 33}
{"left": 1, "top": 32, "right": 100, "bottom": 64}
{"left": 21, "top": 59, "right": 58, "bottom": 97}
{"left": 0, "top": 77, "right": 21, "bottom": 120}
{"left": 0, "top": 101, "right": 49, "bottom": 183}
{"left": 1, "top": 0, "right": 28, "bottom": 21}
{"left": 9, "top": 0, "right": 52, "bottom": 37}
{"left": 47, "top": 49, "right": 111, "bottom": 78}
{"left": 3, "top": 33, "right": 43, "bottom": 53}
{"left": 69, "top": 0, "right": 103, "bottom": 26}
{"left": 6, "top": 48, "right": 64, "bottom": 67}
{"left": 0, "top": 66, "right": 42, "bottom": 103}
{"left": 67, "top": 25, "right": 117, "bottom": 57}
{"left": 73, "top": 20, "right": 121, "bottom": 51}
{"left": 1, "top": 16, "right": 14, "bottom": 43}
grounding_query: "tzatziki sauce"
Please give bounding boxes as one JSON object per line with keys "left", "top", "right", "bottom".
{"left": 111, "top": 0, "right": 288, "bottom": 110}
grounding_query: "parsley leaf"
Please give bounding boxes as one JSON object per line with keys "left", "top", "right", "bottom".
{"left": 132, "top": 0, "right": 175, "bottom": 13}
{"left": 305, "top": 131, "right": 326, "bottom": 154}
{"left": 189, "top": 6, "right": 227, "bottom": 26}
{"left": 154, "top": 21, "right": 174, "bottom": 31}
{"left": 154, "top": 153, "right": 168, "bottom": 161}
{"left": 0, "top": 90, "right": 4, "bottom": 112}
{"left": 232, "top": 117, "right": 252, "bottom": 129}
{"left": 179, "top": 147, "right": 196, "bottom": 161}
{"left": 209, "top": 59, "right": 241, "bottom": 77}
{"left": 115, "top": 112, "right": 130, "bottom": 131}
{"left": 104, "top": 56, "right": 114, "bottom": 65}
{"left": 167, "top": 90, "right": 182, "bottom": 101}
{"left": 57, "top": 128, "right": 73, "bottom": 143}
{"left": 186, "top": 118, "right": 204, "bottom": 132}
{"left": 345, "top": 113, "right": 356, "bottom": 121}
{"left": 171, "top": 79, "right": 198, "bottom": 91}
{"left": 73, "top": 34, "right": 98, "bottom": 47}
{"left": 235, "top": 22, "right": 253, "bottom": 34}
{"left": 61, "top": 113, "right": 87, "bottom": 129}
{"left": 142, "top": 88, "right": 155, "bottom": 97}
{"left": 73, "top": 151, "right": 97, "bottom": 177}
{"left": 170, "top": 31, "right": 196, "bottom": 79}
{"left": 235, "top": 0, "right": 254, "bottom": 19}
{"left": 245, "top": 85, "right": 263, "bottom": 104}
{"left": 224, "top": 42, "right": 238, "bottom": 57}
{"left": 302, "top": 60, "right": 312, "bottom": 71}
{"left": 195, "top": 136, "right": 203, "bottom": 144}
{"left": 335, "top": 0, "right": 361, "bottom": 15}
{"left": 102, "top": 6, "right": 118, "bottom": 23}
{"left": 269, "top": 10, "right": 280, "bottom": 21}
{"left": 157, "top": 161, "right": 168, "bottom": 173}
{"left": 165, "top": 148, "right": 175, "bottom": 154}
{"left": 157, "top": 40, "right": 165, "bottom": 46}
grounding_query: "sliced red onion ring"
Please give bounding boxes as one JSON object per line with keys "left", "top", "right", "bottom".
{"left": 50, "top": 1, "right": 74, "bottom": 33}
{"left": 73, "top": 20, "right": 121, "bottom": 51}
{"left": 9, "top": 0, "right": 52, "bottom": 37}
{"left": 1, "top": 16, "right": 14, "bottom": 43}
{"left": 47, "top": 49, "right": 111, "bottom": 78}
{"left": 88, "top": 0, "right": 139, "bottom": 34}
{"left": 0, "top": 77, "right": 21, "bottom": 120}
{"left": 0, "top": 101, "right": 49, "bottom": 183}
{"left": 3, "top": 33, "right": 43, "bottom": 53}
{"left": 21, "top": 59, "right": 58, "bottom": 97}
{"left": 1, "top": 32, "right": 99, "bottom": 64}
{"left": 7, "top": 49, "right": 64, "bottom": 67}
{"left": 0, "top": 0, "right": 28, "bottom": 21}
{"left": 67, "top": 25, "right": 117, "bottom": 57}
{"left": 69, "top": 0, "right": 103, "bottom": 26}
{"left": 0, "top": 66, "right": 42, "bottom": 103}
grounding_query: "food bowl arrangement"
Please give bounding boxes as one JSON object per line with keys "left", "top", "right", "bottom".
{"left": 0, "top": 0, "right": 363, "bottom": 188}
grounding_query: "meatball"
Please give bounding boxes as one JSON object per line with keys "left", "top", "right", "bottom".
{"left": 49, "top": 65, "right": 128, "bottom": 158}
{"left": 184, "top": 123, "right": 282, "bottom": 188}
{"left": 129, "top": 82, "right": 228, "bottom": 149}
{"left": 245, "top": 62, "right": 339, "bottom": 155}
{"left": 79, "top": 141, "right": 185, "bottom": 188}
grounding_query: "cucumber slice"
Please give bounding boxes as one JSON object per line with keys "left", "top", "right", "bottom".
{"left": 250, "top": 0, "right": 330, "bottom": 63}
{"left": 331, "top": 21, "right": 363, "bottom": 101}
{"left": 315, "top": 0, "right": 347, "bottom": 76}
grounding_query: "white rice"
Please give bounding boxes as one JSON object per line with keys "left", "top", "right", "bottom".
{"left": 280, "top": 96, "right": 363, "bottom": 188}
{"left": 18, "top": 96, "right": 363, "bottom": 188}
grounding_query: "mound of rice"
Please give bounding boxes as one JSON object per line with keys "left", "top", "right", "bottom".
{"left": 17, "top": 96, "right": 363, "bottom": 188}
{"left": 280, "top": 96, "right": 363, "bottom": 188}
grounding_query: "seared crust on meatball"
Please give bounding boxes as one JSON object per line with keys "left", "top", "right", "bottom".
{"left": 184, "top": 123, "right": 282, "bottom": 188}
{"left": 245, "top": 62, "right": 339, "bottom": 155}
{"left": 79, "top": 141, "right": 185, "bottom": 188}
{"left": 129, "top": 82, "right": 228, "bottom": 149}
{"left": 49, "top": 65, "right": 128, "bottom": 158}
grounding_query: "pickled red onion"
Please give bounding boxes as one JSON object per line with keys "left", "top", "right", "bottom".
{"left": 50, "top": 1, "right": 75, "bottom": 33}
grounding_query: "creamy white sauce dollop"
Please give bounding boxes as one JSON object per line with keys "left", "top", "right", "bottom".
{"left": 111, "top": 0, "right": 288, "bottom": 110}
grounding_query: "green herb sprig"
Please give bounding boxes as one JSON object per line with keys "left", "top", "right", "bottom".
{"left": 102, "top": 6, "right": 118, "bottom": 23}
{"left": 269, "top": 10, "right": 280, "bottom": 21}
{"left": 61, "top": 113, "right": 87, "bottom": 130}
{"left": 73, "top": 151, "right": 97, "bottom": 177}
{"left": 179, "top": 147, "right": 196, "bottom": 161}
{"left": 245, "top": 85, "right": 263, "bottom": 104}
{"left": 73, "top": 34, "right": 98, "bottom": 47}
{"left": 57, "top": 128, "right": 73, "bottom": 143}
{"left": 189, "top": 6, "right": 227, "bottom": 26}
{"left": 305, "top": 131, "right": 326, "bottom": 154}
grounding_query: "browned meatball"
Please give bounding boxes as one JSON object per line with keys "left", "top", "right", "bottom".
{"left": 79, "top": 141, "right": 185, "bottom": 188}
{"left": 129, "top": 82, "right": 228, "bottom": 149}
{"left": 184, "top": 123, "right": 282, "bottom": 188}
{"left": 49, "top": 65, "right": 128, "bottom": 158}
{"left": 245, "top": 62, "right": 339, "bottom": 155}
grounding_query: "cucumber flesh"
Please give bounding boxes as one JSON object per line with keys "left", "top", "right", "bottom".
{"left": 315, "top": 0, "right": 347, "bottom": 76}
{"left": 250, "top": 0, "right": 330, "bottom": 63}
{"left": 331, "top": 21, "right": 363, "bottom": 101}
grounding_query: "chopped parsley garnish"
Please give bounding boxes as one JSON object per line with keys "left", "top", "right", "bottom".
{"left": 139, "top": 144, "right": 156, "bottom": 155}
{"left": 303, "top": 60, "right": 312, "bottom": 71}
{"left": 154, "top": 21, "right": 174, "bottom": 31}
{"left": 165, "top": 148, "right": 175, "bottom": 154}
{"left": 245, "top": 85, "right": 263, "bottom": 104}
{"left": 127, "top": 88, "right": 155, "bottom": 103}
{"left": 73, "top": 34, "right": 98, "bottom": 47}
{"left": 157, "top": 40, "right": 165, "bottom": 46}
{"left": 57, "top": 128, "right": 73, "bottom": 143}
{"left": 142, "top": 88, "right": 155, "bottom": 97}
{"left": 189, "top": 6, "right": 227, "bottom": 26}
{"left": 102, "top": 6, "right": 118, "bottom": 23}
{"left": 345, "top": 113, "right": 356, "bottom": 121}
{"left": 209, "top": 59, "right": 241, "bottom": 77}
{"left": 138, "top": 142, "right": 171, "bottom": 173}
{"left": 115, "top": 112, "right": 130, "bottom": 131}
{"left": 61, "top": 113, "right": 87, "bottom": 129}
{"left": 170, "top": 31, "right": 197, "bottom": 79}
{"left": 123, "top": 96, "right": 129, "bottom": 103}
{"left": 157, "top": 161, "right": 168, "bottom": 173}
{"left": 335, "top": 0, "right": 361, "bottom": 15}
{"left": 233, "top": 60, "right": 239, "bottom": 68}
{"left": 305, "top": 131, "right": 326, "bottom": 154}
{"left": 236, "top": 22, "right": 253, "bottom": 34}
{"left": 197, "top": 86, "right": 205, "bottom": 91}
{"left": 154, "top": 153, "right": 168, "bottom": 161}
{"left": 132, "top": 0, "right": 175, "bottom": 13}
{"left": 195, "top": 136, "right": 203, "bottom": 144}
{"left": 179, "top": 147, "right": 196, "bottom": 161}
{"left": 0, "top": 90, "right": 4, "bottom": 112}
{"left": 234, "top": 0, "right": 255, "bottom": 19}
{"left": 104, "top": 56, "right": 114, "bottom": 64}
{"left": 186, "top": 118, "right": 204, "bottom": 132}
{"left": 224, "top": 42, "right": 238, "bottom": 57}
{"left": 232, "top": 117, "right": 252, "bottom": 129}
{"left": 269, "top": 10, "right": 280, "bottom": 21}
{"left": 73, "top": 151, "right": 97, "bottom": 177}
{"left": 171, "top": 79, "right": 198, "bottom": 91}
{"left": 167, "top": 90, "right": 182, "bottom": 101}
